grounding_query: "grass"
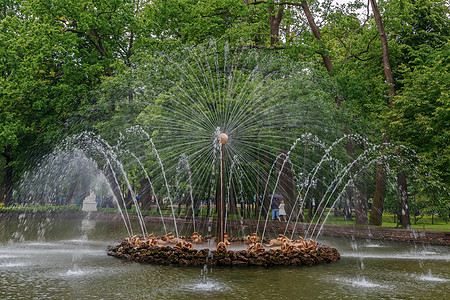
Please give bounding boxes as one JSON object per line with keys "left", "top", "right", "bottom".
{"left": 0, "top": 204, "right": 81, "bottom": 212}
{"left": 380, "top": 213, "right": 449, "bottom": 231}
{"left": 323, "top": 211, "right": 449, "bottom": 231}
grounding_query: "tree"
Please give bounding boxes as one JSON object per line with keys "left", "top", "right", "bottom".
{"left": 141, "top": 0, "right": 265, "bottom": 46}
{"left": 300, "top": 1, "right": 333, "bottom": 72}
{"left": 387, "top": 43, "right": 449, "bottom": 185}
{"left": 366, "top": 0, "right": 395, "bottom": 226}
{"left": 0, "top": 0, "right": 140, "bottom": 204}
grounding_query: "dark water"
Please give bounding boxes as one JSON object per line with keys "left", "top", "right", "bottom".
{"left": 1, "top": 212, "right": 449, "bottom": 299}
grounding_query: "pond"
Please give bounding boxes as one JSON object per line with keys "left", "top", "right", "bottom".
{"left": 1, "top": 212, "right": 448, "bottom": 299}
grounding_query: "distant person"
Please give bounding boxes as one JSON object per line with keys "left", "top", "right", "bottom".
{"left": 271, "top": 197, "right": 281, "bottom": 221}
{"left": 58, "top": 193, "right": 66, "bottom": 206}
{"left": 279, "top": 199, "right": 287, "bottom": 221}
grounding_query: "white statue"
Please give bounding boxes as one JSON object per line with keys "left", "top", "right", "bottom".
{"left": 82, "top": 190, "right": 97, "bottom": 212}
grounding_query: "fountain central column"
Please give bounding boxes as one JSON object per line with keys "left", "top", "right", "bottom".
{"left": 217, "top": 133, "right": 228, "bottom": 244}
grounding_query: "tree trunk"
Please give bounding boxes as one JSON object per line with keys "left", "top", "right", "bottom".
{"left": 139, "top": 178, "right": 152, "bottom": 211}
{"left": 178, "top": 196, "right": 182, "bottom": 216}
{"left": 306, "top": 198, "right": 312, "bottom": 221}
{"left": 268, "top": 5, "right": 284, "bottom": 45}
{"left": 395, "top": 183, "right": 401, "bottom": 226}
{"left": 299, "top": 137, "right": 310, "bottom": 222}
{"left": 300, "top": 1, "right": 333, "bottom": 73}
{"left": 206, "top": 193, "right": 211, "bottom": 219}
{"left": 370, "top": 0, "right": 394, "bottom": 99}
{"left": 67, "top": 173, "right": 80, "bottom": 205}
{"left": 3, "top": 146, "right": 14, "bottom": 205}
{"left": 262, "top": 150, "right": 271, "bottom": 218}
{"left": 369, "top": 155, "right": 387, "bottom": 226}
{"left": 397, "top": 172, "right": 411, "bottom": 228}
{"left": 316, "top": 179, "right": 325, "bottom": 223}
{"left": 255, "top": 149, "right": 260, "bottom": 218}
{"left": 185, "top": 192, "right": 192, "bottom": 217}
{"left": 353, "top": 181, "right": 368, "bottom": 225}
{"left": 343, "top": 187, "right": 353, "bottom": 221}
{"left": 276, "top": 150, "right": 297, "bottom": 220}
{"left": 124, "top": 188, "right": 133, "bottom": 210}
{"left": 229, "top": 180, "right": 238, "bottom": 216}
{"left": 104, "top": 163, "right": 124, "bottom": 208}
{"left": 344, "top": 139, "right": 368, "bottom": 225}
{"left": 0, "top": 172, "right": 3, "bottom": 204}
{"left": 368, "top": 1, "right": 395, "bottom": 225}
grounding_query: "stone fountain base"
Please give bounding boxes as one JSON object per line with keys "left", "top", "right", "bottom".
{"left": 106, "top": 238, "right": 340, "bottom": 267}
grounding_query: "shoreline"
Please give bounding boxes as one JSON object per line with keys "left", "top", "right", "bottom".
{"left": 1, "top": 210, "right": 449, "bottom": 246}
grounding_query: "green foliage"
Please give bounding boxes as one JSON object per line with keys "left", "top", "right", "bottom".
{"left": 320, "top": 0, "right": 448, "bottom": 210}
{"left": 0, "top": 0, "right": 140, "bottom": 179}
{"left": 0, "top": 0, "right": 448, "bottom": 218}
{"left": 386, "top": 43, "right": 449, "bottom": 183}
{"left": 141, "top": 0, "right": 269, "bottom": 47}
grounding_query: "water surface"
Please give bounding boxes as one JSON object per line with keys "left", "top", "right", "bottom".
{"left": 1, "top": 213, "right": 448, "bottom": 299}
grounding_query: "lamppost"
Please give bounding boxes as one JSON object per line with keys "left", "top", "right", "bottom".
{"left": 217, "top": 133, "right": 228, "bottom": 243}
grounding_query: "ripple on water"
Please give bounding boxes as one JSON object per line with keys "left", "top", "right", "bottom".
{"left": 341, "top": 252, "right": 450, "bottom": 260}
{"left": 364, "top": 243, "right": 385, "bottom": 248}
{"left": 57, "top": 266, "right": 109, "bottom": 278}
{"left": 182, "top": 280, "right": 231, "bottom": 293}
{"left": 63, "top": 269, "right": 87, "bottom": 277}
{"left": 415, "top": 270, "right": 448, "bottom": 282}
{"left": 337, "top": 276, "right": 389, "bottom": 289}
{"left": 0, "top": 262, "right": 27, "bottom": 267}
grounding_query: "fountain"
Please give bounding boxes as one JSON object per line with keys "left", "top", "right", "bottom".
{"left": 12, "top": 45, "right": 441, "bottom": 267}
{"left": 99, "top": 47, "right": 350, "bottom": 267}
{"left": 2, "top": 44, "right": 449, "bottom": 297}
{"left": 105, "top": 126, "right": 340, "bottom": 266}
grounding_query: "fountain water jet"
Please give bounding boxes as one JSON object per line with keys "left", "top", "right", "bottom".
{"left": 101, "top": 46, "right": 350, "bottom": 266}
